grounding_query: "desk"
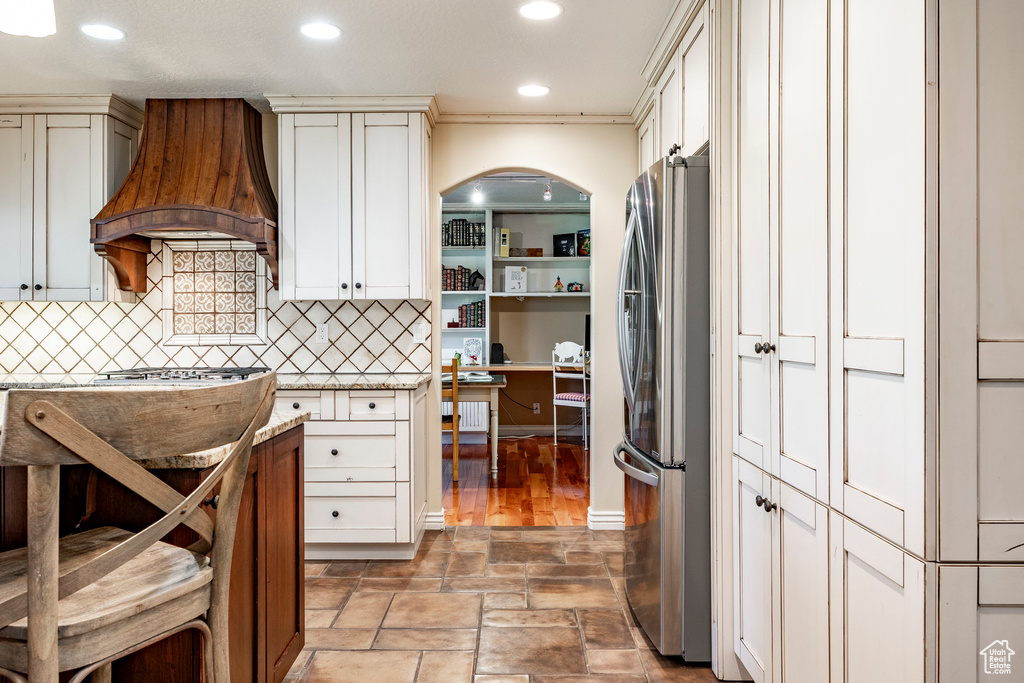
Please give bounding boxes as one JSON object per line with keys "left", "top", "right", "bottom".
{"left": 477, "top": 363, "right": 553, "bottom": 372}
{"left": 443, "top": 374, "right": 507, "bottom": 476}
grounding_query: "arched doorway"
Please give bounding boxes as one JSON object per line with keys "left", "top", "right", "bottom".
{"left": 438, "top": 170, "right": 593, "bottom": 526}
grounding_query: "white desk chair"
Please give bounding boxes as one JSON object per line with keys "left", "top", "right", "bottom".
{"left": 552, "top": 341, "right": 590, "bottom": 450}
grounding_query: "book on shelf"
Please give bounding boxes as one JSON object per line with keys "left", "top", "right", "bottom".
{"left": 455, "top": 299, "right": 485, "bottom": 328}
{"left": 441, "top": 218, "right": 486, "bottom": 247}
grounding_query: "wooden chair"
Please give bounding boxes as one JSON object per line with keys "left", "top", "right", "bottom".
{"left": 552, "top": 341, "right": 590, "bottom": 450}
{"left": 0, "top": 373, "right": 276, "bottom": 683}
{"left": 441, "top": 358, "right": 461, "bottom": 481}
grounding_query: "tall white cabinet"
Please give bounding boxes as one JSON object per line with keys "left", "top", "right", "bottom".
{"left": 725, "top": 0, "right": 1024, "bottom": 680}
{"left": 269, "top": 97, "right": 435, "bottom": 301}
{"left": 0, "top": 97, "right": 141, "bottom": 302}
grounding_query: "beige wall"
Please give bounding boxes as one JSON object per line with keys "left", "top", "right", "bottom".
{"left": 429, "top": 122, "right": 637, "bottom": 520}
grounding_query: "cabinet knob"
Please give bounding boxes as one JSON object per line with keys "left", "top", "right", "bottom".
{"left": 762, "top": 498, "right": 776, "bottom": 513}
{"left": 331, "top": 448, "right": 338, "bottom": 456}
{"left": 332, "top": 510, "right": 340, "bottom": 518}
{"left": 368, "top": 402, "right": 376, "bottom": 409}
{"left": 755, "top": 495, "right": 765, "bottom": 508}
{"left": 20, "top": 284, "right": 27, "bottom": 290}
{"left": 292, "top": 402, "right": 300, "bottom": 409}
{"left": 355, "top": 282, "right": 362, "bottom": 289}
{"left": 34, "top": 284, "right": 41, "bottom": 291}
{"left": 203, "top": 494, "right": 220, "bottom": 509}
{"left": 342, "top": 283, "right": 348, "bottom": 289}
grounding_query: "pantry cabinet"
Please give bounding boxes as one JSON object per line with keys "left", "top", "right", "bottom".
{"left": 278, "top": 384, "right": 428, "bottom": 559}
{"left": 723, "top": 0, "right": 1024, "bottom": 679}
{"left": 0, "top": 97, "right": 141, "bottom": 303}
{"left": 270, "top": 97, "right": 435, "bottom": 302}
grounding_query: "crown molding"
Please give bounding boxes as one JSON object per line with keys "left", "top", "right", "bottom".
{"left": 265, "top": 95, "right": 440, "bottom": 127}
{"left": 0, "top": 94, "right": 144, "bottom": 129}
{"left": 640, "top": 0, "right": 706, "bottom": 85}
{"left": 630, "top": 86, "right": 657, "bottom": 128}
{"left": 434, "top": 112, "right": 633, "bottom": 125}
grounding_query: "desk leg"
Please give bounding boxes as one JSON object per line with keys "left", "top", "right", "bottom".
{"left": 490, "top": 388, "right": 499, "bottom": 477}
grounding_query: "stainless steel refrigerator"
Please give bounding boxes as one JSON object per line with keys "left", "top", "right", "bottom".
{"left": 614, "top": 155, "right": 711, "bottom": 660}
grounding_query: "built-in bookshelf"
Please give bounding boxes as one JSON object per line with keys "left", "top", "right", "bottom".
{"left": 440, "top": 204, "right": 591, "bottom": 367}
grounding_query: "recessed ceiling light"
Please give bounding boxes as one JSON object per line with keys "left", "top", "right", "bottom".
{"left": 81, "top": 24, "right": 125, "bottom": 40}
{"left": 0, "top": 0, "right": 56, "bottom": 37}
{"left": 300, "top": 21, "right": 341, "bottom": 40}
{"left": 519, "top": 1, "right": 563, "bottom": 20}
{"left": 518, "top": 84, "right": 550, "bottom": 97}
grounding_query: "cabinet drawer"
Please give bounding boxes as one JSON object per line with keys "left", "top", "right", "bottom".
{"left": 277, "top": 390, "right": 334, "bottom": 420}
{"left": 304, "top": 420, "right": 410, "bottom": 481}
{"left": 340, "top": 390, "right": 409, "bottom": 421}
{"left": 305, "top": 488, "right": 398, "bottom": 544}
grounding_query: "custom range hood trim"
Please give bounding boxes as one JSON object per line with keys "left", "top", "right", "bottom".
{"left": 91, "top": 98, "right": 279, "bottom": 293}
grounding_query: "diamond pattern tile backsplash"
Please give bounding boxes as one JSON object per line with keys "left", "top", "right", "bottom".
{"left": 0, "top": 242, "right": 431, "bottom": 375}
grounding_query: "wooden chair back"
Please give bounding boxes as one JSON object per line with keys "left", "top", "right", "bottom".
{"left": 442, "top": 358, "right": 460, "bottom": 481}
{"left": 552, "top": 341, "right": 587, "bottom": 397}
{"left": 0, "top": 373, "right": 276, "bottom": 681}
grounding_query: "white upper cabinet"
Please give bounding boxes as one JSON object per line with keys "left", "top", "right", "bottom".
{"left": 270, "top": 97, "right": 435, "bottom": 302}
{"left": 0, "top": 98, "right": 141, "bottom": 303}
{"left": 634, "top": 2, "right": 709, "bottom": 169}
{"left": 0, "top": 115, "right": 33, "bottom": 301}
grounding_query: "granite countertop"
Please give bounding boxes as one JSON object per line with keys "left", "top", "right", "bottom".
{"left": 0, "top": 374, "right": 97, "bottom": 389}
{"left": 137, "top": 408, "right": 310, "bottom": 469}
{"left": 0, "top": 373, "right": 432, "bottom": 391}
{"left": 275, "top": 373, "right": 431, "bottom": 390}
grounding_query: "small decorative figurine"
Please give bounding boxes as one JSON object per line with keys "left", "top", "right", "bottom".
{"left": 567, "top": 282, "right": 584, "bottom": 292}
{"left": 554, "top": 276, "right": 564, "bottom": 293}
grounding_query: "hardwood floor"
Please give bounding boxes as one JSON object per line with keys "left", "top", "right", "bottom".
{"left": 442, "top": 437, "right": 590, "bottom": 526}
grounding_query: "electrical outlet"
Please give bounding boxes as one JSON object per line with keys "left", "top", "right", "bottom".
{"left": 412, "top": 322, "right": 426, "bottom": 344}
{"left": 315, "top": 323, "right": 329, "bottom": 344}
{"left": 533, "top": 402, "right": 541, "bottom": 415}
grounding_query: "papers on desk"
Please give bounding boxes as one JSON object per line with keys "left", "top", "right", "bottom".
{"left": 441, "top": 372, "right": 492, "bottom": 382}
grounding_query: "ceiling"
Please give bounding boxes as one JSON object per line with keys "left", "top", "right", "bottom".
{"left": 443, "top": 174, "right": 589, "bottom": 206}
{"left": 0, "top": 0, "right": 676, "bottom": 115}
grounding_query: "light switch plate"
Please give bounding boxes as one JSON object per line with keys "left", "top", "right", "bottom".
{"left": 315, "top": 323, "right": 329, "bottom": 344}
{"left": 413, "top": 323, "right": 426, "bottom": 344}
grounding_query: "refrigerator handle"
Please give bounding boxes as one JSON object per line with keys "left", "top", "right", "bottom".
{"left": 613, "top": 441, "right": 660, "bottom": 488}
{"left": 617, "top": 210, "right": 639, "bottom": 412}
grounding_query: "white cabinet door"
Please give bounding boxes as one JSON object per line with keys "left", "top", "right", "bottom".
{"left": 656, "top": 52, "right": 682, "bottom": 158}
{"left": 0, "top": 114, "right": 33, "bottom": 300}
{"left": 828, "top": 0, "right": 927, "bottom": 557}
{"left": 774, "top": 0, "right": 829, "bottom": 503}
{"left": 828, "top": 512, "right": 926, "bottom": 683}
{"left": 33, "top": 114, "right": 135, "bottom": 303}
{"left": 352, "top": 112, "right": 425, "bottom": 300}
{"left": 34, "top": 115, "right": 100, "bottom": 301}
{"left": 938, "top": 0, "right": 1024, "bottom": 563}
{"left": 733, "top": 456, "right": 772, "bottom": 683}
{"left": 939, "top": 565, "right": 1024, "bottom": 682}
{"left": 638, "top": 106, "right": 657, "bottom": 173}
{"left": 732, "top": 0, "right": 772, "bottom": 474}
{"left": 772, "top": 481, "right": 829, "bottom": 683}
{"left": 279, "top": 112, "right": 353, "bottom": 301}
{"left": 680, "top": 4, "right": 710, "bottom": 155}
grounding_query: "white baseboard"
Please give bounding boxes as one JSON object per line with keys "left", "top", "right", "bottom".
{"left": 424, "top": 509, "right": 447, "bottom": 530}
{"left": 587, "top": 507, "right": 625, "bottom": 530}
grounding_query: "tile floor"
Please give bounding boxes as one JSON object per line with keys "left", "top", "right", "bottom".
{"left": 288, "top": 527, "right": 719, "bottom": 683}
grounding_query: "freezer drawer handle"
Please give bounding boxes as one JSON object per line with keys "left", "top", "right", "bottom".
{"left": 613, "top": 442, "right": 659, "bottom": 488}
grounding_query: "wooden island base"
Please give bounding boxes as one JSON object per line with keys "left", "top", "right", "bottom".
{"left": 0, "top": 424, "right": 305, "bottom": 683}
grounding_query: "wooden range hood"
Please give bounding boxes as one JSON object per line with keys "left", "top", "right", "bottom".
{"left": 91, "top": 98, "right": 279, "bottom": 293}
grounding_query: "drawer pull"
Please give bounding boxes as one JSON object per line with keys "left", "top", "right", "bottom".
{"left": 331, "top": 448, "right": 339, "bottom": 456}
{"left": 346, "top": 476, "right": 354, "bottom": 481}
{"left": 332, "top": 510, "right": 340, "bottom": 518}
{"left": 292, "top": 402, "right": 300, "bottom": 409}
{"left": 368, "top": 402, "right": 376, "bottom": 409}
